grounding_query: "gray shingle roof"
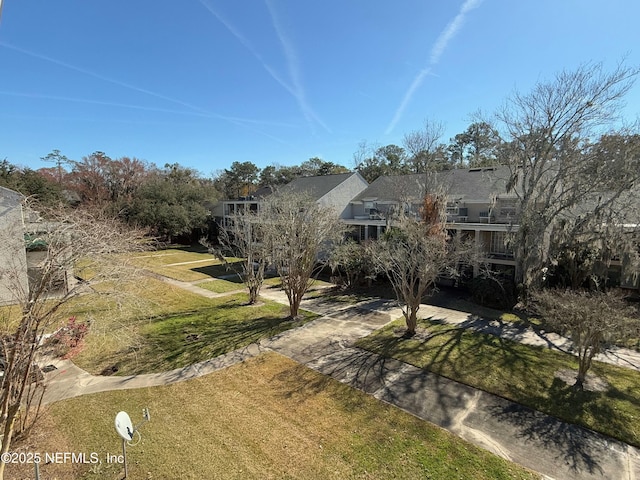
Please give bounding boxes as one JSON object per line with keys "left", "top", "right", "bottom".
{"left": 438, "top": 166, "right": 512, "bottom": 201}
{"left": 351, "top": 166, "right": 512, "bottom": 203}
{"left": 278, "top": 172, "right": 357, "bottom": 201}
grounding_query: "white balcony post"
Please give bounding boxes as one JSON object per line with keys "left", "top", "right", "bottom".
{"left": 473, "top": 228, "right": 480, "bottom": 277}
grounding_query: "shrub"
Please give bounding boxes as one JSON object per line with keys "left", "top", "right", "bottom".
{"left": 470, "top": 276, "right": 516, "bottom": 310}
{"left": 48, "top": 316, "right": 90, "bottom": 359}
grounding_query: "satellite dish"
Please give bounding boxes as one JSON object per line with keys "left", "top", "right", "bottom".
{"left": 115, "top": 411, "right": 134, "bottom": 441}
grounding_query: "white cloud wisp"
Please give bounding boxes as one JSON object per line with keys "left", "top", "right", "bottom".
{"left": 385, "top": 0, "right": 483, "bottom": 135}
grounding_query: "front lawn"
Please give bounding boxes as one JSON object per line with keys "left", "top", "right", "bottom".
{"left": 68, "top": 277, "right": 314, "bottom": 375}
{"left": 131, "top": 248, "right": 244, "bottom": 282}
{"left": 197, "top": 278, "right": 244, "bottom": 293}
{"left": 356, "top": 318, "right": 640, "bottom": 447}
{"left": 9, "top": 353, "right": 537, "bottom": 480}
{"left": 129, "top": 248, "right": 213, "bottom": 267}
{"left": 115, "top": 293, "right": 318, "bottom": 375}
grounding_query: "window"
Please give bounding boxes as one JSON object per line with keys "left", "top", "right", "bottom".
{"left": 363, "top": 201, "right": 375, "bottom": 213}
{"left": 498, "top": 199, "right": 517, "bottom": 218}
{"left": 490, "top": 232, "right": 513, "bottom": 257}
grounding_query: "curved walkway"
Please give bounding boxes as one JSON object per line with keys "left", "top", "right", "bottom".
{"left": 40, "top": 280, "right": 640, "bottom": 480}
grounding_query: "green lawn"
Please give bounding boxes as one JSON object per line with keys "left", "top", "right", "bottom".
{"left": 70, "top": 276, "right": 316, "bottom": 376}
{"left": 69, "top": 276, "right": 218, "bottom": 374}
{"left": 114, "top": 293, "right": 318, "bottom": 375}
{"left": 356, "top": 318, "right": 640, "bottom": 447}
{"left": 197, "top": 278, "right": 244, "bottom": 293}
{"left": 130, "top": 249, "right": 212, "bottom": 266}
{"left": 130, "top": 248, "right": 245, "bottom": 282}
{"left": 10, "top": 353, "right": 537, "bottom": 480}
{"left": 149, "top": 258, "right": 245, "bottom": 282}
{"left": 149, "top": 264, "right": 220, "bottom": 282}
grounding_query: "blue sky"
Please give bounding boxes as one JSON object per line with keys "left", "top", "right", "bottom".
{"left": 1, "top": 0, "right": 639, "bottom": 175}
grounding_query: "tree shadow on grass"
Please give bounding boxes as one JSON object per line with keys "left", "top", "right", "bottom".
{"left": 387, "top": 316, "right": 546, "bottom": 395}
{"left": 290, "top": 331, "right": 480, "bottom": 430}
{"left": 457, "top": 314, "right": 575, "bottom": 356}
{"left": 192, "top": 261, "right": 244, "bottom": 280}
{"left": 112, "top": 307, "right": 305, "bottom": 375}
{"left": 174, "top": 244, "right": 209, "bottom": 253}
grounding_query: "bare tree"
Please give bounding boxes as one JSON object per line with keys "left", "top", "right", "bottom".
{"left": 260, "top": 192, "right": 345, "bottom": 318}
{"left": 206, "top": 209, "right": 268, "bottom": 304}
{"left": 403, "top": 119, "right": 447, "bottom": 172}
{"left": 369, "top": 193, "right": 472, "bottom": 337}
{"left": 0, "top": 201, "right": 149, "bottom": 477}
{"left": 532, "top": 289, "right": 639, "bottom": 390}
{"left": 496, "top": 61, "right": 640, "bottom": 298}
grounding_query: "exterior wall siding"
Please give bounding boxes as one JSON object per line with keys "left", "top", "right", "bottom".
{"left": 0, "top": 188, "right": 28, "bottom": 305}
{"left": 318, "top": 173, "right": 368, "bottom": 219}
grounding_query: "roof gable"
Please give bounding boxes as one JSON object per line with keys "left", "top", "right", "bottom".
{"left": 279, "top": 172, "right": 359, "bottom": 201}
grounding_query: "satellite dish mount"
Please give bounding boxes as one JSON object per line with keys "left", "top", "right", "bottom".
{"left": 114, "top": 408, "right": 150, "bottom": 479}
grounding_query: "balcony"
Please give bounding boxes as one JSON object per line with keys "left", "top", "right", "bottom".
{"left": 447, "top": 207, "right": 468, "bottom": 223}
{"left": 479, "top": 211, "right": 494, "bottom": 223}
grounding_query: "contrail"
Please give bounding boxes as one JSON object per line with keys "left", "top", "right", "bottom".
{"left": 265, "top": 0, "right": 330, "bottom": 134}
{"left": 0, "top": 91, "right": 216, "bottom": 116}
{"left": 385, "top": 0, "right": 483, "bottom": 135}
{"left": 0, "top": 110, "right": 294, "bottom": 145}
{"left": 0, "top": 90, "right": 300, "bottom": 128}
{"left": 196, "top": 0, "right": 295, "bottom": 96}
{"left": 0, "top": 41, "right": 214, "bottom": 116}
{"left": 0, "top": 43, "right": 302, "bottom": 141}
{"left": 431, "top": 0, "right": 482, "bottom": 64}
{"left": 385, "top": 69, "right": 432, "bottom": 136}
{"left": 198, "top": 0, "right": 329, "bottom": 134}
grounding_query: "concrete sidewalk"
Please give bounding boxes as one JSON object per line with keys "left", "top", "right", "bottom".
{"left": 260, "top": 288, "right": 640, "bottom": 480}
{"left": 40, "top": 284, "right": 640, "bottom": 480}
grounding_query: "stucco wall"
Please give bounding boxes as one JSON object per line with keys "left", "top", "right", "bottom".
{"left": 0, "top": 188, "right": 27, "bottom": 305}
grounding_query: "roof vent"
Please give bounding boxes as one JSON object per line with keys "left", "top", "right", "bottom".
{"left": 469, "top": 168, "right": 482, "bottom": 172}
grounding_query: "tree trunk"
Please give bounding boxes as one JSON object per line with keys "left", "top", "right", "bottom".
{"left": 404, "top": 306, "right": 419, "bottom": 337}
{"left": 575, "top": 345, "right": 596, "bottom": 390}
{"left": 0, "top": 404, "right": 19, "bottom": 479}
{"left": 290, "top": 294, "right": 301, "bottom": 319}
{"left": 248, "top": 285, "right": 258, "bottom": 304}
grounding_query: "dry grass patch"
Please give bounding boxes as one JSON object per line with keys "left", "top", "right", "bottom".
{"left": 0, "top": 303, "right": 23, "bottom": 332}
{"left": 12, "top": 353, "right": 537, "bottom": 480}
